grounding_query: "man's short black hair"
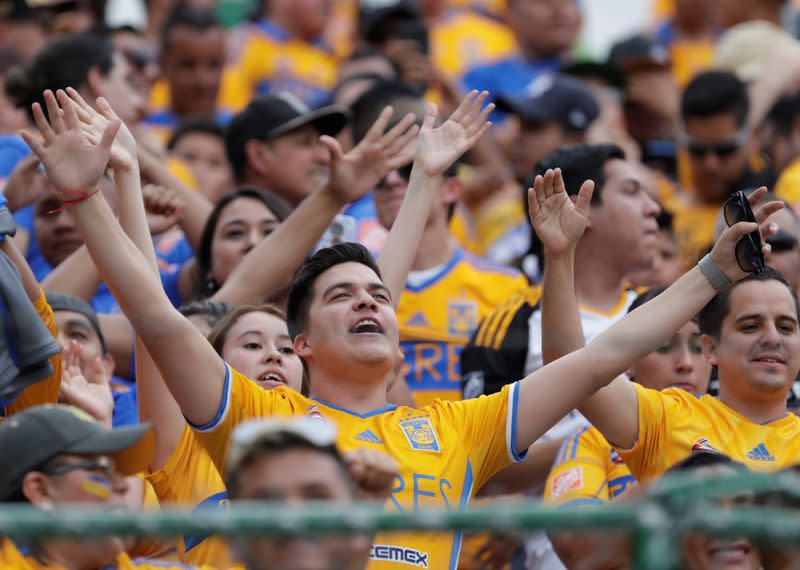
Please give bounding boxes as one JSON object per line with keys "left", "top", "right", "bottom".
{"left": 535, "top": 143, "right": 626, "bottom": 204}
{"left": 286, "top": 242, "right": 383, "bottom": 340}
{"left": 681, "top": 70, "right": 749, "bottom": 127}
{"left": 160, "top": 5, "right": 219, "bottom": 52}
{"left": 349, "top": 79, "right": 423, "bottom": 145}
{"left": 697, "top": 267, "right": 800, "bottom": 339}
{"left": 167, "top": 117, "right": 225, "bottom": 151}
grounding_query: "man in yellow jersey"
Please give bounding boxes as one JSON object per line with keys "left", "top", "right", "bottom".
{"left": 227, "top": 0, "right": 337, "bottom": 109}
{"left": 669, "top": 70, "right": 774, "bottom": 267}
{"left": 29, "top": 86, "right": 774, "bottom": 570}
{"left": 0, "top": 404, "right": 179, "bottom": 569}
{"left": 540, "top": 178, "right": 800, "bottom": 480}
{"left": 462, "top": 0, "right": 581, "bottom": 117}
{"left": 359, "top": 84, "right": 528, "bottom": 406}
{"left": 144, "top": 6, "right": 240, "bottom": 141}
{"left": 226, "top": 417, "right": 396, "bottom": 570}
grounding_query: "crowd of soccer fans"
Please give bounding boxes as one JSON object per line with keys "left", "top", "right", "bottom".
{"left": 2, "top": 0, "right": 800, "bottom": 568}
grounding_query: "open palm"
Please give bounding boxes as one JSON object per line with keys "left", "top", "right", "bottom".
{"left": 415, "top": 90, "right": 493, "bottom": 177}
{"left": 528, "top": 168, "right": 594, "bottom": 256}
{"left": 66, "top": 87, "right": 136, "bottom": 173}
{"left": 323, "top": 106, "right": 419, "bottom": 205}
{"left": 20, "top": 89, "right": 118, "bottom": 195}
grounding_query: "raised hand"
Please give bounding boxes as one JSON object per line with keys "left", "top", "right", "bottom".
{"left": 710, "top": 186, "right": 784, "bottom": 282}
{"left": 143, "top": 184, "right": 184, "bottom": 235}
{"left": 414, "top": 90, "right": 493, "bottom": 177}
{"left": 65, "top": 87, "right": 137, "bottom": 174}
{"left": 20, "top": 89, "right": 119, "bottom": 195}
{"left": 323, "top": 106, "right": 419, "bottom": 205}
{"left": 528, "top": 168, "right": 594, "bottom": 256}
{"left": 58, "top": 340, "right": 114, "bottom": 427}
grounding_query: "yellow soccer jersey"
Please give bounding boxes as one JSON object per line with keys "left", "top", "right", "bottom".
{"left": 192, "top": 365, "right": 526, "bottom": 569}
{"left": 227, "top": 20, "right": 338, "bottom": 109}
{"left": 431, "top": 9, "right": 517, "bottom": 81}
{"left": 2, "top": 290, "right": 61, "bottom": 419}
{"left": 618, "top": 383, "right": 800, "bottom": 482}
{"left": 147, "top": 425, "right": 235, "bottom": 568}
{"left": 397, "top": 249, "right": 528, "bottom": 407}
{"left": 544, "top": 427, "right": 635, "bottom": 507}
{"left": 0, "top": 538, "right": 211, "bottom": 569}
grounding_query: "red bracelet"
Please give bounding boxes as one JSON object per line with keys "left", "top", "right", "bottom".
{"left": 47, "top": 187, "right": 101, "bottom": 215}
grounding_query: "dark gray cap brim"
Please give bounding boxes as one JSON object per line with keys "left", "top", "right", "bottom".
{"left": 266, "top": 105, "right": 350, "bottom": 140}
{"left": 67, "top": 422, "right": 155, "bottom": 476}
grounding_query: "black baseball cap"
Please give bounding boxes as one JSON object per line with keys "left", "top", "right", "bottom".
{"left": 562, "top": 60, "right": 627, "bottom": 91}
{"left": 0, "top": 405, "right": 155, "bottom": 500}
{"left": 358, "top": 0, "right": 419, "bottom": 43}
{"left": 608, "top": 34, "right": 671, "bottom": 72}
{"left": 225, "top": 92, "right": 349, "bottom": 174}
{"left": 495, "top": 74, "right": 600, "bottom": 133}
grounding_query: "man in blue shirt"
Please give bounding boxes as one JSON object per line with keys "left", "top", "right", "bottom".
{"left": 462, "top": 0, "right": 581, "bottom": 118}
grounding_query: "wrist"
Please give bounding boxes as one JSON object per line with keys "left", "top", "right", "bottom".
{"left": 698, "top": 254, "right": 732, "bottom": 291}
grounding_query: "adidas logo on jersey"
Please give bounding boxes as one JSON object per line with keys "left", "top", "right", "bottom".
{"left": 405, "top": 311, "right": 431, "bottom": 328}
{"left": 355, "top": 429, "right": 383, "bottom": 444}
{"left": 746, "top": 443, "right": 775, "bottom": 462}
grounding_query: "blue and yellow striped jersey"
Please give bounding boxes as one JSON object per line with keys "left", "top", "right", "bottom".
{"left": 545, "top": 426, "right": 636, "bottom": 507}
{"left": 396, "top": 249, "right": 527, "bottom": 407}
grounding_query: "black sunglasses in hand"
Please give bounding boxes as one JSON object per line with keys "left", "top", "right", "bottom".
{"left": 723, "top": 190, "right": 766, "bottom": 274}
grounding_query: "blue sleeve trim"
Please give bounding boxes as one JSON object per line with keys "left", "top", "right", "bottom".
{"left": 506, "top": 382, "right": 527, "bottom": 462}
{"left": 186, "top": 362, "right": 231, "bottom": 432}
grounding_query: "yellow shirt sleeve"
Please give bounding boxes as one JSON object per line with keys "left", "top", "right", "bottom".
{"left": 616, "top": 383, "right": 688, "bottom": 481}
{"left": 189, "top": 364, "right": 299, "bottom": 477}
{"left": 429, "top": 381, "right": 522, "bottom": 491}
{"left": 4, "top": 288, "right": 61, "bottom": 417}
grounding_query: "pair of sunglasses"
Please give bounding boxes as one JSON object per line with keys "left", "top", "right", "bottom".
{"left": 686, "top": 130, "right": 747, "bottom": 159}
{"left": 723, "top": 190, "right": 766, "bottom": 274}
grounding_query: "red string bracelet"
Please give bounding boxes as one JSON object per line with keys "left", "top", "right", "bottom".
{"left": 47, "top": 187, "right": 101, "bottom": 215}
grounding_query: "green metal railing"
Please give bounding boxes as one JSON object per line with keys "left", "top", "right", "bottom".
{"left": 1, "top": 472, "right": 799, "bottom": 569}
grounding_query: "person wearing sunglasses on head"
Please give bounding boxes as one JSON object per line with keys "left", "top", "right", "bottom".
{"left": 540, "top": 169, "right": 800, "bottom": 486}
{"left": 667, "top": 71, "right": 776, "bottom": 271}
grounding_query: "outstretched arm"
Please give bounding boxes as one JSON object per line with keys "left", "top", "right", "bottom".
{"left": 67, "top": 88, "right": 189, "bottom": 469}
{"left": 212, "top": 108, "right": 419, "bottom": 306}
{"left": 22, "top": 89, "right": 227, "bottom": 428}
{"left": 379, "top": 90, "right": 493, "bottom": 306}
{"left": 510, "top": 171, "right": 781, "bottom": 454}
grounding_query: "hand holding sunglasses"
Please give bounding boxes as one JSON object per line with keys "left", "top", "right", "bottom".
{"left": 701, "top": 187, "right": 783, "bottom": 288}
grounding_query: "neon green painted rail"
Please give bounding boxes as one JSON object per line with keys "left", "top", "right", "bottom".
{"left": 1, "top": 472, "right": 799, "bottom": 569}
